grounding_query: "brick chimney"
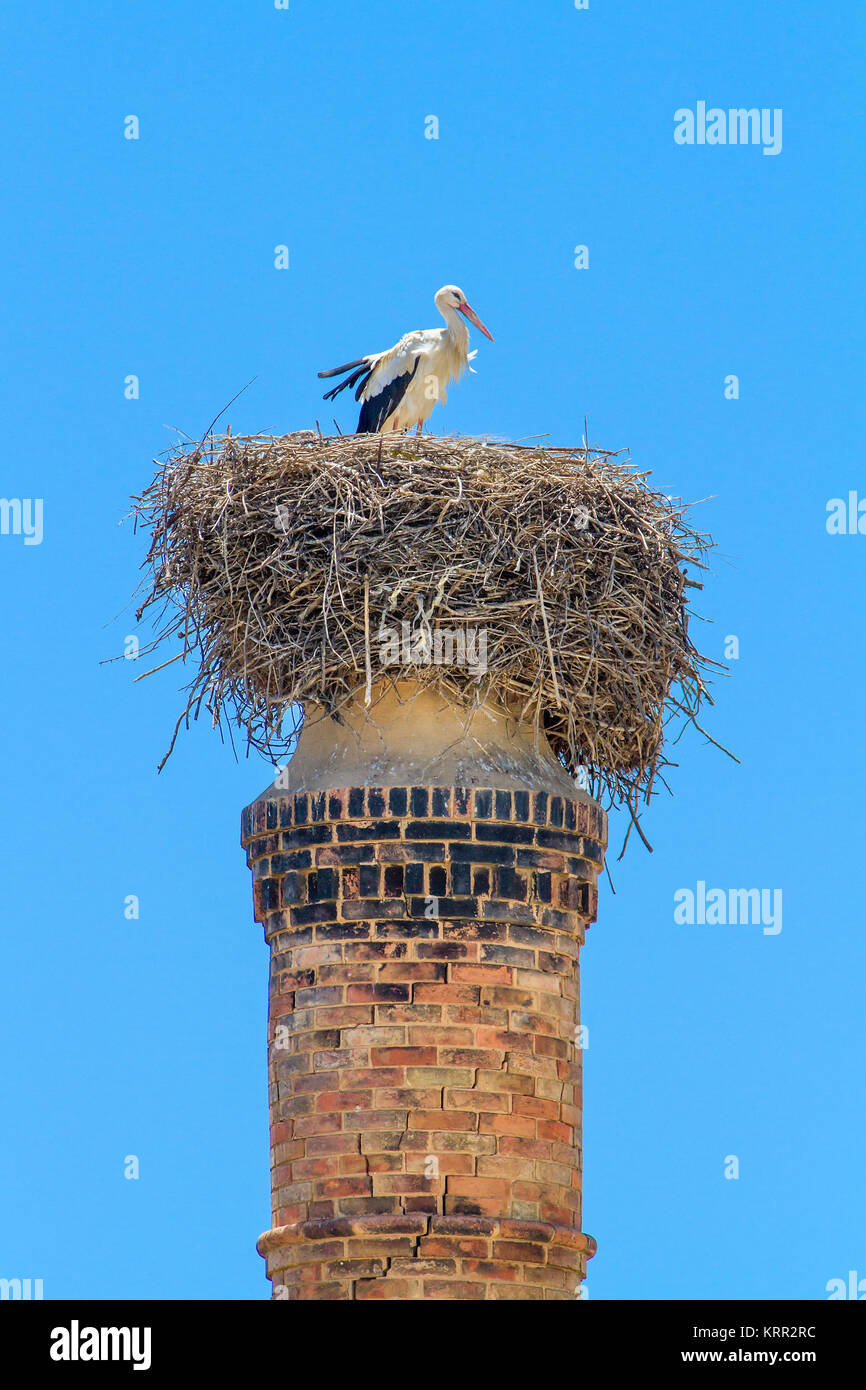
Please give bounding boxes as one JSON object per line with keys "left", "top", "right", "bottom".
{"left": 241, "top": 682, "right": 606, "bottom": 1300}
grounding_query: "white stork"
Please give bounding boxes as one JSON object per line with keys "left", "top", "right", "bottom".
{"left": 318, "top": 284, "right": 494, "bottom": 434}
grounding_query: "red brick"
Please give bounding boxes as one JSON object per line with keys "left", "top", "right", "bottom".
{"left": 446, "top": 1177, "right": 510, "bottom": 1199}
{"left": 450, "top": 964, "right": 512, "bottom": 985}
{"left": 406, "top": 1153, "right": 475, "bottom": 1176}
{"left": 419, "top": 1236, "right": 489, "bottom": 1258}
{"left": 537, "top": 1119, "right": 572, "bottom": 1143}
{"left": 479, "top": 1113, "right": 536, "bottom": 1137}
{"left": 444, "top": 1195, "right": 504, "bottom": 1217}
{"left": 316, "top": 1006, "right": 373, "bottom": 1027}
{"left": 316, "top": 1090, "right": 372, "bottom": 1111}
{"left": 414, "top": 983, "right": 480, "bottom": 1003}
{"left": 374, "top": 1088, "right": 441, "bottom": 1108}
{"left": 409, "top": 1109, "right": 475, "bottom": 1131}
{"left": 347, "top": 984, "right": 411, "bottom": 1003}
{"left": 365, "top": 1153, "right": 403, "bottom": 1173}
{"left": 314, "top": 1177, "right": 372, "bottom": 1198}
{"left": 462, "top": 1258, "right": 519, "bottom": 1281}
{"left": 446, "top": 1089, "right": 509, "bottom": 1112}
{"left": 493, "top": 1240, "right": 547, "bottom": 1264}
{"left": 424, "top": 1279, "right": 488, "bottom": 1299}
{"left": 338, "top": 1155, "right": 370, "bottom": 1175}
{"left": 292, "top": 1113, "right": 342, "bottom": 1137}
{"left": 512, "top": 1095, "right": 559, "bottom": 1120}
{"left": 408, "top": 1026, "right": 474, "bottom": 1046}
{"left": 439, "top": 1048, "right": 504, "bottom": 1067}
{"left": 369, "top": 1047, "right": 437, "bottom": 1067}
{"left": 376, "top": 964, "right": 447, "bottom": 983}
{"left": 499, "top": 1135, "right": 552, "bottom": 1160}
{"left": 338, "top": 1068, "right": 404, "bottom": 1088}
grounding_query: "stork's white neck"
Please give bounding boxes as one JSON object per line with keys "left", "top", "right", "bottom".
{"left": 438, "top": 301, "right": 470, "bottom": 346}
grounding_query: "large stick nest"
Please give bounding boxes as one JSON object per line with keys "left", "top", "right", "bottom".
{"left": 131, "top": 430, "right": 720, "bottom": 816}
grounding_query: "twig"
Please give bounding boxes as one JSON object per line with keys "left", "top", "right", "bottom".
{"left": 363, "top": 579, "right": 372, "bottom": 707}
{"left": 533, "top": 554, "right": 561, "bottom": 709}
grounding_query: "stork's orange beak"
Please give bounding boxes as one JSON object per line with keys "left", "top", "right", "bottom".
{"left": 458, "top": 301, "right": 494, "bottom": 342}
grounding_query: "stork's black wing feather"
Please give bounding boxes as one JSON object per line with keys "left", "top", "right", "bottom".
{"left": 318, "top": 357, "right": 369, "bottom": 379}
{"left": 322, "top": 364, "right": 372, "bottom": 402}
{"left": 356, "top": 356, "right": 420, "bottom": 434}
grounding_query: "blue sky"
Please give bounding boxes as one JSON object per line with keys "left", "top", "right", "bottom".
{"left": 1, "top": 0, "right": 864, "bottom": 1300}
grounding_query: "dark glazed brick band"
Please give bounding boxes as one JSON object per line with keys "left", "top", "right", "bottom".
{"left": 242, "top": 785, "right": 606, "bottom": 1300}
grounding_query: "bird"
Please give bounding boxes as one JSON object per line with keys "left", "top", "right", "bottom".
{"left": 318, "top": 284, "right": 494, "bottom": 434}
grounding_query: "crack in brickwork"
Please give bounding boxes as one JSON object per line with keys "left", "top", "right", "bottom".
{"left": 242, "top": 784, "right": 606, "bottom": 1301}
